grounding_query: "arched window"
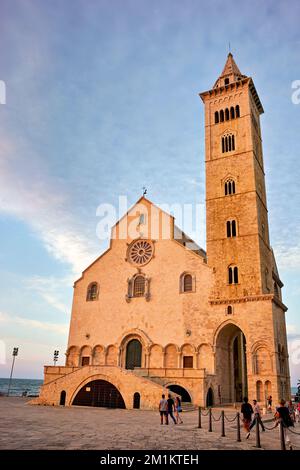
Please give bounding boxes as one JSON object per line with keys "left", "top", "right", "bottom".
{"left": 226, "top": 220, "right": 237, "bottom": 238}
{"left": 86, "top": 282, "right": 99, "bottom": 301}
{"left": 228, "top": 266, "right": 239, "bottom": 285}
{"left": 183, "top": 274, "right": 193, "bottom": 292}
{"left": 126, "top": 274, "right": 150, "bottom": 302}
{"left": 180, "top": 273, "right": 195, "bottom": 293}
{"left": 230, "top": 106, "right": 235, "bottom": 119}
{"left": 227, "top": 305, "right": 233, "bottom": 315}
{"left": 235, "top": 105, "right": 240, "bottom": 118}
{"left": 221, "top": 133, "right": 235, "bottom": 153}
{"left": 220, "top": 109, "right": 224, "bottom": 122}
{"left": 225, "top": 179, "right": 236, "bottom": 195}
{"left": 133, "top": 275, "right": 145, "bottom": 297}
{"left": 225, "top": 108, "right": 230, "bottom": 121}
{"left": 224, "top": 77, "right": 230, "bottom": 85}
{"left": 215, "top": 111, "right": 219, "bottom": 124}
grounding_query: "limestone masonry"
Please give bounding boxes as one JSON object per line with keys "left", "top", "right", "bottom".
{"left": 34, "top": 54, "right": 291, "bottom": 410}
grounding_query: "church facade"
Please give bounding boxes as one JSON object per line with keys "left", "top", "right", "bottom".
{"left": 35, "top": 54, "right": 291, "bottom": 410}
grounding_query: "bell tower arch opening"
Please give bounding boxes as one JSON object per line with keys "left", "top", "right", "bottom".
{"left": 216, "top": 323, "right": 248, "bottom": 403}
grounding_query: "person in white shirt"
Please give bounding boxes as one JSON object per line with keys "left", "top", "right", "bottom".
{"left": 246, "top": 399, "right": 265, "bottom": 438}
{"left": 158, "top": 394, "right": 168, "bottom": 425}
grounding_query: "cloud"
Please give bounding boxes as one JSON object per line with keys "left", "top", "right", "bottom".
{"left": 0, "top": 138, "right": 98, "bottom": 275}
{"left": 0, "top": 311, "right": 68, "bottom": 336}
{"left": 23, "top": 276, "right": 72, "bottom": 315}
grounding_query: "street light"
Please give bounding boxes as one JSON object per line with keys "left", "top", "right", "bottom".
{"left": 53, "top": 350, "right": 59, "bottom": 365}
{"left": 7, "top": 347, "right": 19, "bottom": 396}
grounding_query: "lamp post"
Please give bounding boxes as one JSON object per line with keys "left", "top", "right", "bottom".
{"left": 53, "top": 350, "right": 59, "bottom": 365}
{"left": 7, "top": 347, "right": 19, "bottom": 396}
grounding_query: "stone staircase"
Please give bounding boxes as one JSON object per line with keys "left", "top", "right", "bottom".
{"left": 181, "top": 402, "right": 197, "bottom": 412}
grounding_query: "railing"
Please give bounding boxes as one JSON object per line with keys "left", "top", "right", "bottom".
{"left": 197, "top": 406, "right": 300, "bottom": 450}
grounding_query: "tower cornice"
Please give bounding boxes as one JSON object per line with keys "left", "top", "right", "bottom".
{"left": 199, "top": 77, "right": 264, "bottom": 115}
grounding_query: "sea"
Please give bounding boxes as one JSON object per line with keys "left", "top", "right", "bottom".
{"left": 0, "top": 378, "right": 43, "bottom": 397}
{"left": 0, "top": 378, "right": 298, "bottom": 398}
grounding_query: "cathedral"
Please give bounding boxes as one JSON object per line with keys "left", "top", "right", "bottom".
{"left": 35, "top": 54, "right": 291, "bottom": 410}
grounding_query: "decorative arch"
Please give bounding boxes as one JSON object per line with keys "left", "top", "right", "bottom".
{"left": 149, "top": 344, "right": 164, "bottom": 368}
{"left": 80, "top": 345, "right": 92, "bottom": 366}
{"left": 106, "top": 345, "right": 118, "bottom": 366}
{"left": 197, "top": 343, "right": 213, "bottom": 373}
{"left": 251, "top": 342, "right": 272, "bottom": 374}
{"left": 164, "top": 344, "right": 179, "bottom": 368}
{"left": 66, "top": 346, "right": 80, "bottom": 367}
{"left": 265, "top": 380, "right": 272, "bottom": 398}
{"left": 92, "top": 345, "right": 105, "bottom": 366}
{"left": 256, "top": 380, "right": 263, "bottom": 401}
{"left": 181, "top": 343, "right": 196, "bottom": 369}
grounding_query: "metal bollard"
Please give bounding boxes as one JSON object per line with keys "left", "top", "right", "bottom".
{"left": 236, "top": 412, "right": 241, "bottom": 442}
{"left": 198, "top": 406, "right": 202, "bottom": 428}
{"left": 280, "top": 421, "right": 286, "bottom": 451}
{"left": 208, "top": 407, "right": 212, "bottom": 432}
{"left": 221, "top": 410, "right": 225, "bottom": 437}
{"left": 255, "top": 418, "right": 261, "bottom": 448}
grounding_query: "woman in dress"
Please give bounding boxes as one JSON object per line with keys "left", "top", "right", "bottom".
{"left": 175, "top": 396, "right": 183, "bottom": 424}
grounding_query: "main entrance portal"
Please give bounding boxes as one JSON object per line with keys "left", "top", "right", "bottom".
{"left": 126, "top": 339, "right": 142, "bottom": 369}
{"left": 216, "top": 324, "right": 248, "bottom": 403}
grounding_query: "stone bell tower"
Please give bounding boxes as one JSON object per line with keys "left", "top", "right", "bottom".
{"left": 200, "top": 53, "right": 274, "bottom": 300}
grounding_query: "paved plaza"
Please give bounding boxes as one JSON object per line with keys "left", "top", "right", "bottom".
{"left": 0, "top": 398, "right": 300, "bottom": 450}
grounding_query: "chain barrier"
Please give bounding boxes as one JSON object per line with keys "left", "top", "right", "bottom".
{"left": 197, "top": 407, "right": 300, "bottom": 450}
{"left": 212, "top": 412, "right": 222, "bottom": 422}
{"left": 287, "top": 426, "right": 300, "bottom": 435}
{"left": 224, "top": 414, "right": 237, "bottom": 422}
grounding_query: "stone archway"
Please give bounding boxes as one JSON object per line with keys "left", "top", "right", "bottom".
{"left": 215, "top": 323, "right": 248, "bottom": 403}
{"left": 167, "top": 384, "right": 192, "bottom": 402}
{"left": 206, "top": 387, "right": 214, "bottom": 407}
{"left": 72, "top": 379, "right": 126, "bottom": 408}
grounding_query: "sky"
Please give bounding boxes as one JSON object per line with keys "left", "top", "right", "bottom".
{"left": 0, "top": 0, "right": 299, "bottom": 386}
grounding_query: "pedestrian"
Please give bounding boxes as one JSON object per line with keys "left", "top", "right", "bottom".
{"left": 275, "top": 399, "right": 294, "bottom": 450}
{"left": 175, "top": 396, "right": 183, "bottom": 424}
{"left": 288, "top": 400, "right": 295, "bottom": 423}
{"left": 295, "top": 402, "right": 300, "bottom": 423}
{"left": 246, "top": 399, "right": 265, "bottom": 438}
{"left": 167, "top": 393, "right": 177, "bottom": 424}
{"left": 241, "top": 397, "right": 253, "bottom": 433}
{"left": 267, "top": 395, "right": 272, "bottom": 411}
{"left": 159, "top": 394, "right": 168, "bottom": 425}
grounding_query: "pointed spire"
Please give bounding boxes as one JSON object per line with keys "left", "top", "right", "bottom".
{"left": 213, "top": 53, "right": 247, "bottom": 89}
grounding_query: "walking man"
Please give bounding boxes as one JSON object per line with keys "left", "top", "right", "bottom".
{"left": 159, "top": 394, "right": 168, "bottom": 425}
{"left": 275, "top": 399, "right": 294, "bottom": 450}
{"left": 241, "top": 397, "right": 253, "bottom": 433}
{"left": 246, "top": 399, "right": 265, "bottom": 438}
{"left": 167, "top": 393, "right": 177, "bottom": 424}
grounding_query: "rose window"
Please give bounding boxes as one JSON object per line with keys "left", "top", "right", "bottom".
{"left": 128, "top": 240, "right": 153, "bottom": 266}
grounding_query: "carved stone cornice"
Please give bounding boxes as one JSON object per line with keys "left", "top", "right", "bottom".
{"left": 209, "top": 293, "right": 288, "bottom": 312}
